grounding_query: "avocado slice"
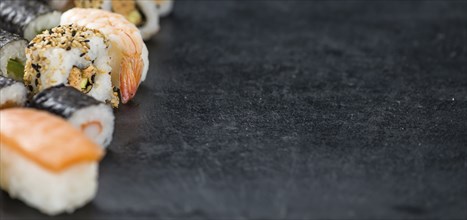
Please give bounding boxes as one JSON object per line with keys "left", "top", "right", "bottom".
{"left": 7, "top": 59, "right": 24, "bottom": 81}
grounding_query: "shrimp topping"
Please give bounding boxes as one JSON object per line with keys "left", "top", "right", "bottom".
{"left": 61, "top": 8, "right": 148, "bottom": 104}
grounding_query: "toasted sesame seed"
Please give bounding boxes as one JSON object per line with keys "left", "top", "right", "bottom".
{"left": 23, "top": 24, "right": 110, "bottom": 94}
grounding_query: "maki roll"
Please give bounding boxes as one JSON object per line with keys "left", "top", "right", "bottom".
{"left": 0, "top": 75, "right": 27, "bottom": 109}
{"left": 61, "top": 9, "right": 149, "bottom": 104}
{"left": 42, "top": 0, "right": 74, "bottom": 11}
{"left": 0, "top": 0, "right": 61, "bottom": 40}
{"left": 73, "top": 0, "right": 112, "bottom": 10}
{"left": 23, "top": 24, "right": 119, "bottom": 107}
{"left": 0, "top": 29, "right": 27, "bottom": 80}
{"left": 30, "top": 85, "right": 115, "bottom": 148}
{"left": 155, "top": 0, "right": 174, "bottom": 17}
{"left": 72, "top": 0, "right": 160, "bottom": 40}
{"left": 0, "top": 108, "right": 103, "bottom": 216}
{"left": 132, "top": 0, "right": 160, "bottom": 40}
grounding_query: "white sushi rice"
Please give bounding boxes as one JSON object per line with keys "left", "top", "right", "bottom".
{"left": 0, "top": 83, "right": 27, "bottom": 107}
{"left": 30, "top": 35, "right": 113, "bottom": 103}
{"left": 68, "top": 104, "right": 115, "bottom": 148}
{"left": 0, "top": 40, "right": 27, "bottom": 77}
{"left": 136, "top": 0, "right": 160, "bottom": 40}
{"left": 156, "top": 0, "right": 174, "bottom": 17}
{"left": 62, "top": 14, "right": 148, "bottom": 87}
{"left": 141, "top": 42, "right": 149, "bottom": 82}
{"left": 102, "top": 0, "right": 113, "bottom": 11}
{"left": 24, "top": 11, "right": 62, "bottom": 41}
{"left": 0, "top": 146, "right": 98, "bottom": 216}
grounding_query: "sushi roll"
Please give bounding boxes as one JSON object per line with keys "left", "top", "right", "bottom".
{"left": 0, "top": 29, "right": 27, "bottom": 80}
{"left": 30, "top": 85, "right": 115, "bottom": 148}
{"left": 0, "top": 0, "right": 61, "bottom": 40}
{"left": 23, "top": 24, "right": 119, "bottom": 107}
{"left": 42, "top": 0, "right": 74, "bottom": 11}
{"left": 0, "top": 75, "right": 27, "bottom": 109}
{"left": 0, "top": 108, "right": 103, "bottom": 216}
{"left": 72, "top": 0, "right": 160, "bottom": 40}
{"left": 61, "top": 9, "right": 149, "bottom": 103}
{"left": 155, "top": 0, "right": 174, "bottom": 17}
{"left": 134, "top": 0, "right": 160, "bottom": 40}
{"left": 73, "top": 0, "right": 112, "bottom": 10}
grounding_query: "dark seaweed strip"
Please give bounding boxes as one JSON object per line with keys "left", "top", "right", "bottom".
{"left": 0, "top": 29, "right": 26, "bottom": 48}
{"left": 0, "top": 1, "right": 52, "bottom": 36}
{"left": 0, "top": 75, "right": 19, "bottom": 89}
{"left": 30, "top": 85, "right": 102, "bottom": 118}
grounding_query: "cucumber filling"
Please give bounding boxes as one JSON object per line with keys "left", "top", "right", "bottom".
{"left": 127, "top": 10, "right": 143, "bottom": 25}
{"left": 7, "top": 59, "right": 25, "bottom": 80}
{"left": 36, "top": 29, "right": 47, "bottom": 35}
{"left": 68, "top": 65, "right": 96, "bottom": 93}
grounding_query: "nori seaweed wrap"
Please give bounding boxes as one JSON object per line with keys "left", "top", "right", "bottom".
{"left": 0, "top": 28, "right": 27, "bottom": 80}
{"left": 0, "top": 0, "right": 61, "bottom": 40}
{"left": 30, "top": 85, "right": 115, "bottom": 148}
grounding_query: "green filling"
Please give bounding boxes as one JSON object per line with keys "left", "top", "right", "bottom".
{"left": 7, "top": 59, "right": 24, "bottom": 80}
{"left": 80, "top": 78, "right": 88, "bottom": 89}
{"left": 36, "top": 29, "right": 47, "bottom": 35}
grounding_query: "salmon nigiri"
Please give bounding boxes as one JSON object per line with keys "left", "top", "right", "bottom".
{"left": 60, "top": 8, "right": 149, "bottom": 104}
{"left": 0, "top": 108, "right": 103, "bottom": 215}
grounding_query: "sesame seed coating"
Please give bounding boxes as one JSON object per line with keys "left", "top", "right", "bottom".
{"left": 23, "top": 24, "right": 119, "bottom": 107}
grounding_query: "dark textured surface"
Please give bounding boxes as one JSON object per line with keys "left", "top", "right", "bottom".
{"left": 2, "top": 1, "right": 467, "bottom": 219}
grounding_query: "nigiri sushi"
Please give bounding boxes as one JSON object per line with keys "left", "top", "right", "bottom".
{"left": 61, "top": 8, "right": 149, "bottom": 103}
{"left": 0, "top": 108, "right": 103, "bottom": 216}
{"left": 23, "top": 24, "right": 119, "bottom": 107}
{"left": 0, "top": 0, "right": 61, "bottom": 40}
{"left": 0, "top": 29, "right": 27, "bottom": 81}
{"left": 30, "top": 85, "right": 115, "bottom": 148}
{"left": 0, "top": 76, "right": 27, "bottom": 109}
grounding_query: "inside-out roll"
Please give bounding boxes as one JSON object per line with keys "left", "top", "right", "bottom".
{"left": 61, "top": 9, "right": 149, "bottom": 104}
{"left": 0, "top": 0, "right": 61, "bottom": 40}
{"left": 23, "top": 24, "right": 119, "bottom": 107}
{"left": 0, "top": 29, "right": 27, "bottom": 81}
{"left": 30, "top": 85, "right": 115, "bottom": 148}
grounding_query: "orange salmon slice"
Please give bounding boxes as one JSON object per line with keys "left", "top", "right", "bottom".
{"left": 0, "top": 108, "right": 103, "bottom": 173}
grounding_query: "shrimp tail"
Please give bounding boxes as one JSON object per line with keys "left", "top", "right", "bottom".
{"left": 119, "top": 54, "right": 143, "bottom": 103}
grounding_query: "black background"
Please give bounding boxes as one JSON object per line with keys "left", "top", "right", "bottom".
{"left": 2, "top": 0, "right": 466, "bottom": 219}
